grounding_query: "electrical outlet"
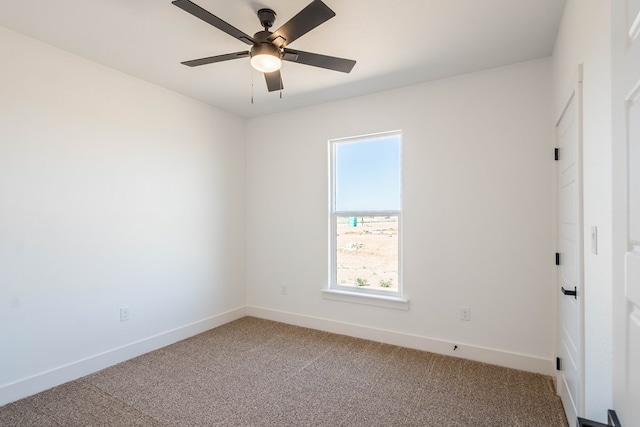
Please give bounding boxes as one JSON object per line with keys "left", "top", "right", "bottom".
{"left": 460, "top": 306, "right": 470, "bottom": 321}
{"left": 281, "top": 286, "right": 287, "bottom": 295}
{"left": 120, "top": 307, "right": 130, "bottom": 322}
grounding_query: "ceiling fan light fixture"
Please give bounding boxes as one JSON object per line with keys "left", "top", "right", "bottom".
{"left": 250, "top": 53, "right": 282, "bottom": 73}
{"left": 250, "top": 43, "right": 282, "bottom": 73}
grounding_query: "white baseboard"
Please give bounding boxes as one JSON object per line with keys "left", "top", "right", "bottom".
{"left": 0, "top": 307, "right": 246, "bottom": 406}
{"left": 246, "top": 305, "right": 555, "bottom": 376}
{"left": 2, "top": 305, "right": 555, "bottom": 407}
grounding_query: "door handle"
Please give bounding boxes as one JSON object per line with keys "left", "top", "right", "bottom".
{"left": 561, "top": 286, "right": 577, "bottom": 299}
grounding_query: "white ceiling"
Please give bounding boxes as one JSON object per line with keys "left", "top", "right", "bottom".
{"left": 0, "top": 0, "right": 566, "bottom": 118}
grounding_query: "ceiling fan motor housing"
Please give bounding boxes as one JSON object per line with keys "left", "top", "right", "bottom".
{"left": 251, "top": 30, "right": 281, "bottom": 58}
{"left": 251, "top": 42, "right": 281, "bottom": 59}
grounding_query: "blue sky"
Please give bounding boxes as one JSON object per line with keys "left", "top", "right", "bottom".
{"left": 334, "top": 134, "right": 401, "bottom": 211}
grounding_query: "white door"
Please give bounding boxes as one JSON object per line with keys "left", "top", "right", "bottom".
{"left": 612, "top": 1, "right": 640, "bottom": 426}
{"left": 556, "top": 69, "right": 584, "bottom": 424}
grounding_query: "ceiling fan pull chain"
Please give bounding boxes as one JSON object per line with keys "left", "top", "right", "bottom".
{"left": 251, "top": 69, "right": 254, "bottom": 104}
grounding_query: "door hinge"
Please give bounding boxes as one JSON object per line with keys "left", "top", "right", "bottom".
{"left": 555, "top": 252, "right": 560, "bottom": 266}
{"left": 554, "top": 147, "right": 559, "bottom": 161}
{"left": 556, "top": 357, "right": 561, "bottom": 371}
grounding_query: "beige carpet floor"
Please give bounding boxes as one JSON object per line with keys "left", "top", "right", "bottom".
{"left": 0, "top": 316, "right": 568, "bottom": 426}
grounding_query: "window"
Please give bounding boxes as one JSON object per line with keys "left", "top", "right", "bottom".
{"left": 329, "top": 130, "right": 402, "bottom": 299}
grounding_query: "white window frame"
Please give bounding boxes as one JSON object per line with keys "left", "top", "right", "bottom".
{"left": 325, "top": 130, "right": 407, "bottom": 309}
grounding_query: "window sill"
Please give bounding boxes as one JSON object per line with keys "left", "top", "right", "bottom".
{"left": 321, "top": 289, "right": 409, "bottom": 310}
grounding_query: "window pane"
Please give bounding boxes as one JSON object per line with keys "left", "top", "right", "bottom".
{"left": 335, "top": 135, "right": 400, "bottom": 211}
{"left": 336, "top": 215, "right": 398, "bottom": 291}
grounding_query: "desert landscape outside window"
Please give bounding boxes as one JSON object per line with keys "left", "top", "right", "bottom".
{"left": 330, "top": 130, "right": 402, "bottom": 296}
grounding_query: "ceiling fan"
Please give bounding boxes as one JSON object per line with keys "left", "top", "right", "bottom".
{"left": 172, "top": 0, "right": 356, "bottom": 92}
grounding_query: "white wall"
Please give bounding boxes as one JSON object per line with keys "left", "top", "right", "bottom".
{"left": 552, "top": 0, "right": 612, "bottom": 421}
{"left": 246, "top": 59, "right": 555, "bottom": 373}
{"left": 0, "top": 12, "right": 579, "bottom": 407}
{"left": 0, "top": 27, "right": 247, "bottom": 404}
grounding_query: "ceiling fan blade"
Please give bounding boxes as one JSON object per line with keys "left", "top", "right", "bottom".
{"left": 181, "top": 51, "right": 250, "bottom": 67}
{"left": 283, "top": 49, "right": 356, "bottom": 73}
{"left": 264, "top": 70, "right": 283, "bottom": 92}
{"left": 267, "top": 0, "right": 335, "bottom": 47}
{"left": 172, "top": 0, "right": 255, "bottom": 45}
